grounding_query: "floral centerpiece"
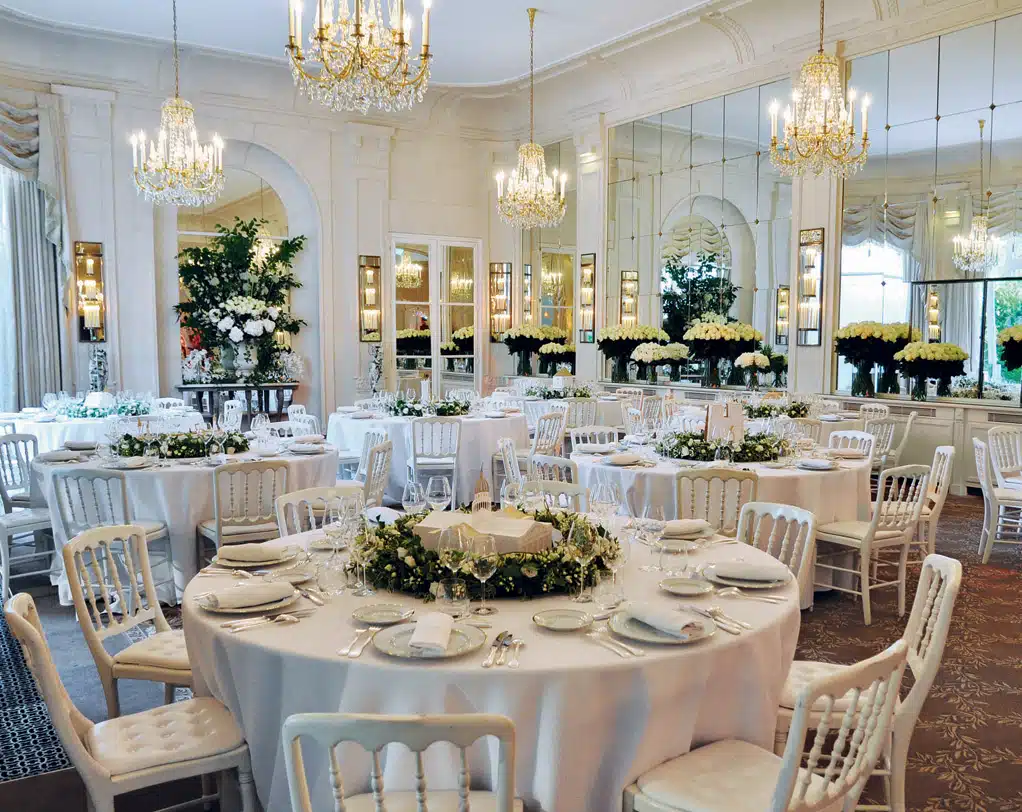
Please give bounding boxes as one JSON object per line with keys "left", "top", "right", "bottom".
{"left": 356, "top": 508, "right": 618, "bottom": 599}
{"left": 502, "top": 325, "right": 563, "bottom": 376}
{"left": 661, "top": 342, "right": 690, "bottom": 382}
{"left": 786, "top": 399, "right": 811, "bottom": 418}
{"left": 742, "top": 400, "right": 810, "bottom": 420}
{"left": 396, "top": 328, "right": 431, "bottom": 357}
{"left": 175, "top": 217, "right": 306, "bottom": 383}
{"left": 630, "top": 342, "right": 668, "bottom": 383}
{"left": 597, "top": 325, "right": 670, "bottom": 383}
{"left": 524, "top": 384, "right": 593, "bottom": 399}
{"left": 655, "top": 431, "right": 791, "bottom": 463}
{"left": 683, "top": 314, "right": 738, "bottom": 388}
{"left": 894, "top": 342, "right": 969, "bottom": 401}
{"left": 57, "top": 400, "right": 152, "bottom": 419}
{"left": 834, "top": 321, "right": 920, "bottom": 398}
{"left": 734, "top": 351, "right": 770, "bottom": 390}
{"left": 539, "top": 341, "right": 576, "bottom": 375}
{"left": 386, "top": 397, "right": 428, "bottom": 418}
{"left": 113, "top": 429, "right": 249, "bottom": 459}
{"left": 432, "top": 399, "right": 472, "bottom": 417}
{"left": 998, "top": 326, "right": 1022, "bottom": 405}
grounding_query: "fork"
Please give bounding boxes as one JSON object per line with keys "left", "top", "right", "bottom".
{"left": 337, "top": 628, "right": 369, "bottom": 657}
{"left": 707, "top": 605, "right": 753, "bottom": 630}
{"left": 586, "top": 630, "right": 631, "bottom": 657}
{"left": 348, "top": 626, "right": 383, "bottom": 658}
{"left": 222, "top": 608, "right": 316, "bottom": 631}
{"left": 593, "top": 627, "right": 645, "bottom": 657}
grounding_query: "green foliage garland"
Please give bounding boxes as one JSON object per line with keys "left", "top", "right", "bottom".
{"left": 655, "top": 431, "right": 790, "bottom": 463}
{"left": 113, "top": 430, "right": 249, "bottom": 459}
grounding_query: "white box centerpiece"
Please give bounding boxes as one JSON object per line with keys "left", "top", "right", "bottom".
{"left": 412, "top": 510, "right": 554, "bottom": 555}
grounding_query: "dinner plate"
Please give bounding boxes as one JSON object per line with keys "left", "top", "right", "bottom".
{"left": 532, "top": 608, "right": 593, "bottom": 631}
{"left": 194, "top": 592, "right": 300, "bottom": 615}
{"left": 702, "top": 564, "right": 790, "bottom": 590}
{"left": 373, "top": 622, "right": 487, "bottom": 659}
{"left": 604, "top": 452, "right": 640, "bottom": 467}
{"left": 608, "top": 610, "right": 715, "bottom": 644}
{"left": 352, "top": 603, "right": 415, "bottom": 625}
{"left": 212, "top": 549, "right": 300, "bottom": 569}
{"left": 102, "top": 458, "right": 153, "bottom": 470}
{"left": 309, "top": 537, "right": 349, "bottom": 551}
{"left": 290, "top": 444, "right": 325, "bottom": 455}
{"left": 659, "top": 576, "right": 715, "bottom": 596}
{"left": 797, "top": 459, "right": 836, "bottom": 471}
{"left": 819, "top": 414, "right": 843, "bottom": 422}
{"left": 484, "top": 411, "right": 507, "bottom": 419}
{"left": 253, "top": 567, "right": 316, "bottom": 585}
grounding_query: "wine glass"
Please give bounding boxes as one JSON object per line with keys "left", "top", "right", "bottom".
{"left": 401, "top": 481, "right": 426, "bottom": 515}
{"left": 638, "top": 505, "right": 665, "bottom": 572}
{"left": 438, "top": 527, "right": 466, "bottom": 576}
{"left": 426, "top": 476, "right": 452, "bottom": 512}
{"left": 350, "top": 525, "right": 376, "bottom": 598}
{"left": 468, "top": 534, "right": 498, "bottom": 615}
{"left": 499, "top": 480, "right": 522, "bottom": 511}
{"left": 250, "top": 413, "right": 270, "bottom": 439}
{"left": 566, "top": 520, "right": 597, "bottom": 603}
{"left": 589, "top": 481, "right": 619, "bottom": 527}
{"left": 605, "top": 534, "right": 630, "bottom": 603}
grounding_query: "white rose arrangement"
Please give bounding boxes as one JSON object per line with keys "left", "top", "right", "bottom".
{"left": 212, "top": 296, "right": 279, "bottom": 344}
{"left": 998, "top": 325, "right": 1022, "bottom": 376}
{"left": 893, "top": 342, "right": 969, "bottom": 363}
{"left": 630, "top": 342, "right": 666, "bottom": 364}
{"left": 735, "top": 351, "right": 770, "bottom": 369}
{"left": 894, "top": 341, "right": 969, "bottom": 400}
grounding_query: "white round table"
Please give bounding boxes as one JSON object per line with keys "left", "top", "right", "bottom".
{"left": 326, "top": 413, "right": 530, "bottom": 505}
{"left": 10, "top": 410, "right": 205, "bottom": 452}
{"left": 182, "top": 529, "right": 800, "bottom": 812}
{"left": 31, "top": 448, "right": 339, "bottom": 605}
{"left": 492, "top": 394, "right": 626, "bottom": 428}
{"left": 746, "top": 416, "right": 864, "bottom": 447}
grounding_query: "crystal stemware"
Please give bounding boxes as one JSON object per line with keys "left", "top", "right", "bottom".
{"left": 468, "top": 534, "right": 498, "bottom": 615}
{"left": 437, "top": 527, "right": 466, "bottom": 577}
{"left": 426, "top": 476, "right": 452, "bottom": 512}
{"left": 401, "top": 481, "right": 426, "bottom": 515}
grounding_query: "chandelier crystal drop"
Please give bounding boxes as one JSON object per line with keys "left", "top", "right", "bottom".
{"left": 287, "top": 0, "right": 433, "bottom": 115}
{"left": 495, "top": 8, "right": 567, "bottom": 230}
{"left": 766, "top": 0, "right": 869, "bottom": 178}
{"left": 953, "top": 119, "right": 1001, "bottom": 274}
{"left": 395, "top": 253, "right": 424, "bottom": 288}
{"left": 129, "top": 0, "right": 224, "bottom": 207}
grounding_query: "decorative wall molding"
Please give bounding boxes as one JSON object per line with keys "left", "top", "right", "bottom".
{"left": 701, "top": 12, "right": 755, "bottom": 64}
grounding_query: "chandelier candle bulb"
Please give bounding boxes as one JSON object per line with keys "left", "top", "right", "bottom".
{"left": 422, "top": 0, "right": 430, "bottom": 52}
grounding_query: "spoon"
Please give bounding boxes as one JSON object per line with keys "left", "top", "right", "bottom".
{"left": 715, "top": 587, "right": 785, "bottom": 604}
{"left": 507, "top": 639, "right": 524, "bottom": 669}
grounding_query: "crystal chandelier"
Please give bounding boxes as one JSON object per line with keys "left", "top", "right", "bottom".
{"left": 953, "top": 119, "right": 1001, "bottom": 274}
{"left": 766, "top": 0, "right": 869, "bottom": 177}
{"left": 287, "top": 0, "right": 433, "bottom": 115}
{"left": 395, "top": 253, "right": 424, "bottom": 288}
{"left": 129, "top": 0, "right": 224, "bottom": 207}
{"left": 495, "top": 9, "right": 566, "bottom": 230}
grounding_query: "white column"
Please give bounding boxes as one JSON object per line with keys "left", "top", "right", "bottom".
{"left": 573, "top": 120, "right": 604, "bottom": 383}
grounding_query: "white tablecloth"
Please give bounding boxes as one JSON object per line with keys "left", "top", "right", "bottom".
{"left": 11, "top": 410, "right": 205, "bottom": 453}
{"left": 746, "top": 417, "right": 864, "bottom": 446}
{"left": 182, "top": 529, "right": 800, "bottom": 812}
{"left": 492, "top": 394, "right": 626, "bottom": 428}
{"left": 326, "top": 413, "right": 529, "bottom": 506}
{"left": 31, "top": 449, "right": 338, "bottom": 604}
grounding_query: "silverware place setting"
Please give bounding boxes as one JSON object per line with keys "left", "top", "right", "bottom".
{"left": 585, "top": 626, "right": 645, "bottom": 658}
{"left": 337, "top": 626, "right": 383, "bottom": 658}
{"left": 482, "top": 631, "right": 512, "bottom": 668}
{"left": 713, "top": 586, "right": 786, "bottom": 605}
{"left": 221, "top": 608, "right": 317, "bottom": 633}
{"left": 681, "top": 604, "right": 742, "bottom": 635}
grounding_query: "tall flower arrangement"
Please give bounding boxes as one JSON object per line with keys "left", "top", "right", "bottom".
{"left": 502, "top": 325, "right": 566, "bottom": 376}
{"left": 597, "top": 324, "right": 670, "bottom": 382}
{"left": 999, "top": 325, "right": 1022, "bottom": 405}
{"left": 894, "top": 342, "right": 968, "bottom": 401}
{"left": 175, "top": 217, "right": 306, "bottom": 382}
{"left": 682, "top": 314, "right": 761, "bottom": 387}
{"left": 539, "top": 341, "right": 576, "bottom": 375}
{"left": 834, "top": 321, "right": 921, "bottom": 397}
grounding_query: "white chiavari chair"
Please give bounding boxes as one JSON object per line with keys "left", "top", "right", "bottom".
{"left": 221, "top": 399, "right": 245, "bottom": 431}
{"left": 884, "top": 411, "right": 916, "bottom": 469}
{"left": 735, "top": 502, "right": 816, "bottom": 597}
{"left": 828, "top": 429, "right": 875, "bottom": 462}
{"left": 0, "top": 433, "right": 37, "bottom": 508}
{"left": 352, "top": 428, "right": 388, "bottom": 483}
{"left": 153, "top": 397, "right": 185, "bottom": 410}
{"left": 815, "top": 464, "right": 930, "bottom": 625}
{"left": 61, "top": 525, "right": 191, "bottom": 717}
{"left": 668, "top": 414, "right": 705, "bottom": 434}
{"left": 563, "top": 398, "right": 598, "bottom": 433}
{"left": 291, "top": 413, "right": 322, "bottom": 436}
{"left": 282, "top": 713, "right": 517, "bottom": 812}
{"left": 616, "top": 387, "right": 644, "bottom": 404}
{"left": 196, "top": 460, "right": 288, "bottom": 565}
{"left": 523, "top": 399, "right": 566, "bottom": 434}
{"left": 973, "top": 437, "right": 1022, "bottom": 562}
{"left": 275, "top": 486, "right": 363, "bottom": 536}
{"left": 623, "top": 407, "right": 644, "bottom": 437}
{"left": 859, "top": 402, "right": 890, "bottom": 422}
{"left": 790, "top": 417, "right": 822, "bottom": 445}
{"left": 363, "top": 441, "right": 393, "bottom": 509}
{"left": 0, "top": 475, "right": 51, "bottom": 601}
{"left": 675, "top": 469, "right": 759, "bottom": 537}
{"left": 530, "top": 410, "right": 567, "bottom": 458}
{"left": 6, "top": 592, "right": 255, "bottom": 812}
{"left": 986, "top": 424, "right": 1022, "bottom": 489}
{"left": 640, "top": 395, "right": 664, "bottom": 429}
{"left": 408, "top": 418, "right": 461, "bottom": 510}
{"left": 569, "top": 426, "right": 618, "bottom": 447}
{"left": 287, "top": 404, "right": 307, "bottom": 421}
{"left": 912, "top": 445, "right": 954, "bottom": 560}
{"left": 773, "top": 555, "right": 961, "bottom": 812}
{"left": 528, "top": 454, "right": 578, "bottom": 483}
{"left": 0, "top": 421, "right": 14, "bottom": 436}
{"left": 496, "top": 436, "right": 526, "bottom": 492}
{"left": 531, "top": 479, "right": 587, "bottom": 512}
{"left": 625, "top": 640, "right": 909, "bottom": 812}
{"left": 865, "top": 417, "right": 899, "bottom": 471}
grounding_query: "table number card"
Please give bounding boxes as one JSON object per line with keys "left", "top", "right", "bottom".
{"left": 705, "top": 402, "right": 745, "bottom": 443}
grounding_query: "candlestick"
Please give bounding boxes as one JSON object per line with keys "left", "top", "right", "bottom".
{"left": 422, "top": 0, "right": 431, "bottom": 51}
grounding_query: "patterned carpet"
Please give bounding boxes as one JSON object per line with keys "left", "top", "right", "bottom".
{"left": 797, "top": 495, "right": 1022, "bottom": 811}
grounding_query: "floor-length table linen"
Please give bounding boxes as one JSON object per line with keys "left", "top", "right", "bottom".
{"left": 31, "top": 449, "right": 338, "bottom": 604}
{"left": 182, "top": 529, "right": 800, "bottom": 812}
{"left": 491, "top": 394, "right": 626, "bottom": 428}
{"left": 10, "top": 410, "right": 205, "bottom": 452}
{"left": 326, "top": 413, "right": 529, "bottom": 505}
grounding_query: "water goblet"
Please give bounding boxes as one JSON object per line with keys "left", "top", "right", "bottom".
{"left": 401, "top": 481, "right": 427, "bottom": 515}
{"left": 438, "top": 527, "right": 466, "bottom": 576}
{"left": 499, "top": 480, "right": 521, "bottom": 511}
{"left": 437, "top": 578, "right": 470, "bottom": 619}
{"left": 605, "top": 534, "right": 630, "bottom": 602}
{"left": 426, "top": 476, "right": 452, "bottom": 512}
{"left": 468, "top": 534, "right": 498, "bottom": 615}
{"left": 638, "top": 506, "right": 666, "bottom": 572}
{"left": 593, "top": 572, "right": 621, "bottom": 612}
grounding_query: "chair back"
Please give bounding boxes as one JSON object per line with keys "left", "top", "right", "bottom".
{"left": 791, "top": 417, "right": 822, "bottom": 444}
{"left": 411, "top": 418, "right": 461, "bottom": 460}
{"left": 871, "top": 464, "right": 930, "bottom": 535}
{"left": 735, "top": 502, "right": 816, "bottom": 585}
{"left": 62, "top": 524, "right": 170, "bottom": 647}
{"left": 859, "top": 403, "right": 890, "bottom": 422}
{"left": 282, "top": 712, "right": 516, "bottom": 812}
{"left": 5, "top": 598, "right": 101, "bottom": 804}
{"left": 0, "top": 433, "right": 36, "bottom": 511}
{"left": 497, "top": 437, "right": 524, "bottom": 489}
{"left": 448, "top": 388, "right": 476, "bottom": 403}
{"left": 52, "top": 469, "right": 131, "bottom": 541}
{"left": 355, "top": 429, "right": 389, "bottom": 482}
{"left": 623, "top": 407, "right": 644, "bottom": 436}
{"left": 221, "top": 399, "right": 245, "bottom": 431}
{"left": 496, "top": 396, "right": 527, "bottom": 415}
{"left": 773, "top": 639, "right": 909, "bottom": 812}
{"left": 153, "top": 397, "right": 185, "bottom": 410}
{"left": 287, "top": 404, "right": 308, "bottom": 421}
{"left": 828, "top": 430, "right": 875, "bottom": 462}
{"left": 528, "top": 454, "right": 577, "bottom": 483}
{"left": 569, "top": 426, "right": 618, "bottom": 447}
{"left": 668, "top": 414, "right": 705, "bottom": 435}
{"left": 530, "top": 411, "right": 566, "bottom": 457}
{"left": 563, "top": 398, "right": 597, "bottom": 430}
{"left": 972, "top": 437, "right": 993, "bottom": 502}
{"left": 266, "top": 421, "right": 294, "bottom": 438}
{"left": 887, "top": 411, "right": 917, "bottom": 465}
{"left": 213, "top": 460, "right": 289, "bottom": 536}
{"left": 364, "top": 441, "right": 393, "bottom": 508}
{"left": 0, "top": 421, "right": 14, "bottom": 436}
{"left": 986, "top": 425, "right": 1022, "bottom": 488}
{"left": 865, "top": 417, "right": 898, "bottom": 464}
{"left": 926, "top": 445, "right": 955, "bottom": 514}
{"left": 615, "top": 387, "right": 644, "bottom": 404}
{"left": 675, "top": 468, "right": 759, "bottom": 536}
{"left": 531, "top": 479, "right": 587, "bottom": 512}
{"left": 276, "top": 486, "right": 361, "bottom": 536}
{"left": 523, "top": 399, "right": 565, "bottom": 432}
{"left": 640, "top": 395, "right": 664, "bottom": 428}
{"left": 291, "top": 413, "right": 321, "bottom": 436}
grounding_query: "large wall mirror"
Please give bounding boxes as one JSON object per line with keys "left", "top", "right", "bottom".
{"left": 839, "top": 14, "right": 1022, "bottom": 403}
{"left": 604, "top": 79, "right": 793, "bottom": 382}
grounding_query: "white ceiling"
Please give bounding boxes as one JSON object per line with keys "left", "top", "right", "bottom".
{"left": 0, "top": 0, "right": 713, "bottom": 86}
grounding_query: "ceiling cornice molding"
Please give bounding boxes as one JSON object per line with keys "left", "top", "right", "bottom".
{"left": 701, "top": 12, "right": 755, "bottom": 64}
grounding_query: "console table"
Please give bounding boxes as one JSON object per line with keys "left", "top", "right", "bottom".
{"left": 177, "top": 382, "right": 299, "bottom": 426}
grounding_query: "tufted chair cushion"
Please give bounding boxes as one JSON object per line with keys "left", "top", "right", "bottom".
{"left": 134, "top": 519, "right": 170, "bottom": 539}
{"left": 85, "top": 697, "right": 244, "bottom": 775}
{"left": 112, "top": 630, "right": 190, "bottom": 671}
{"left": 816, "top": 521, "right": 904, "bottom": 544}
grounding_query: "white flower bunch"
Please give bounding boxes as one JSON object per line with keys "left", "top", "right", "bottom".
{"left": 540, "top": 326, "right": 569, "bottom": 341}
{"left": 440, "top": 341, "right": 457, "bottom": 352}
{"left": 502, "top": 324, "right": 547, "bottom": 341}
{"left": 182, "top": 349, "right": 211, "bottom": 383}
{"left": 631, "top": 342, "right": 667, "bottom": 364}
{"left": 453, "top": 326, "right": 474, "bottom": 340}
{"left": 735, "top": 351, "right": 770, "bottom": 369}
{"left": 835, "top": 321, "right": 920, "bottom": 343}
{"left": 894, "top": 342, "right": 969, "bottom": 363}
{"left": 662, "top": 342, "right": 690, "bottom": 361}
{"left": 277, "top": 350, "right": 304, "bottom": 381}
{"left": 597, "top": 324, "right": 670, "bottom": 342}
{"left": 539, "top": 341, "right": 573, "bottom": 355}
{"left": 363, "top": 331, "right": 381, "bottom": 342}
{"left": 683, "top": 320, "right": 739, "bottom": 342}
{"left": 998, "top": 325, "right": 1022, "bottom": 345}
{"left": 395, "top": 328, "right": 430, "bottom": 339}
{"left": 732, "top": 323, "right": 764, "bottom": 342}
{"left": 697, "top": 312, "right": 728, "bottom": 325}
{"left": 213, "top": 296, "right": 278, "bottom": 343}
{"left": 223, "top": 296, "right": 267, "bottom": 317}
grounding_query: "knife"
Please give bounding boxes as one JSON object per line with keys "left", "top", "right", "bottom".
{"left": 482, "top": 631, "right": 510, "bottom": 668}
{"left": 683, "top": 604, "right": 741, "bottom": 635}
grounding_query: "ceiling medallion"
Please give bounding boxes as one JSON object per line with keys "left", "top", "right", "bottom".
{"left": 129, "top": 0, "right": 224, "bottom": 207}
{"left": 766, "top": 0, "right": 869, "bottom": 178}
{"left": 287, "top": 0, "right": 433, "bottom": 115}
{"left": 495, "top": 8, "right": 567, "bottom": 230}
{"left": 953, "top": 119, "right": 1001, "bottom": 274}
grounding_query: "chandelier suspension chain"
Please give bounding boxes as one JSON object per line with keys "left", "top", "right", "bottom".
{"left": 172, "top": 0, "right": 180, "bottom": 97}
{"left": 529, "top": 7, "right": 536, "bottom": 142}
{"left": 818, "top": 0, "right": 824, "bottom": 54}
{"left": 980, "top": 118, "right": 987, "bottom": 215}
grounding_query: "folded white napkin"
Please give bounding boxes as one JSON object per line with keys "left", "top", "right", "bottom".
{"left": 217, "top": 543, "right": 284, "bottom": 564}
{"left": 349, "top": 411, "right": 374, "bottom": 419}
{"left": 713, "top": 558, "right": 789, "bottom": 582}
{"left": 598, "top": 395, "right": 619, "bottom": 401}
{"left": 663, "top": 519, "right": 713, "bottom": 539}
{"left": 622, "top": 434, "right": 648, "bottom": 444}
{"left": 336, "top": 406, "right": 358, "bottom": 413}
{"left": 624, "top": 602, "right": 701, "bottom": 638}
{"left": 575, "top": 442, "right": 616, "bottom": 455}
{"left": 484, "top": 411, "right": 507, "bottom": 419}
{"left": 798, "top": 458, "right": 835, "bottom": 470}
{"left": 206, "top": 581, "right": 295, "bottom": 609}
{"left": 819, "top": 414, "right": 842, "bottom": 421}
{"left": 366, "top": 506, "right": 402, "bottom": 525}
{"left": 607, "top": 452, "right": 640, "bottom": 466}
{"left": 64, "top": 440, "right": 97, "bottom": 451}
{"left": 292, "top": 434, "right": 325, "bottom": 443}
{"left": 37, "top": 450, "right": 80, "bottom": 462}
{"left": 408, "top": 612, "right": 454, "bottom": 654}
{"left": 290, "top": 443, "right": 324, "bottom": 454}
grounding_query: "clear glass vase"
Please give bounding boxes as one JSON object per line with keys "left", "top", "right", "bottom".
{"left": 851, "top": 361, "right": 876, "bottom": 398}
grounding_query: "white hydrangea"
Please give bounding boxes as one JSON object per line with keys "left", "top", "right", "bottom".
{"left": 216, "top": 316, "right": 235, "bottom": 332}
{"left": 243, "top": 320, "right": 265, "bottom": 337}
{"left": 263, "top": 319, "right": 276, "bottom": 334}
{"left": 631, "top": 342, "right": 666, "bottom": 363}
{"left": 228, "top": 326, "right": 244, "bottom": 343}
{"left": 268, "top": 306, "right": 280, "bottom": 320}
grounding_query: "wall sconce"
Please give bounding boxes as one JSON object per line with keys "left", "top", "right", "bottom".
{"left": 523, "top": 263, "right": 534, "bottom": 324}
{"left": 358, "top": 255, "right": 382, "bottom": 342}
{"left": 578, "top": 252, "right": 596, "bottom": 343}
{"left": 797, "top": 228, "right": 823, "bottom": 346}
{"left": 927, "top": 286, "right": 941, "bottom": 341}
{"left": 489, "top": 262, "right": 512, "bottom": 341}
{"left": 620, "top": 269, "right": 639, "bottom": 326}
{"left": 74, "top": 242, "right": 105, "bottom": 342}
{"left": 775, "top": 286, "right": 790, "bottom": 346}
